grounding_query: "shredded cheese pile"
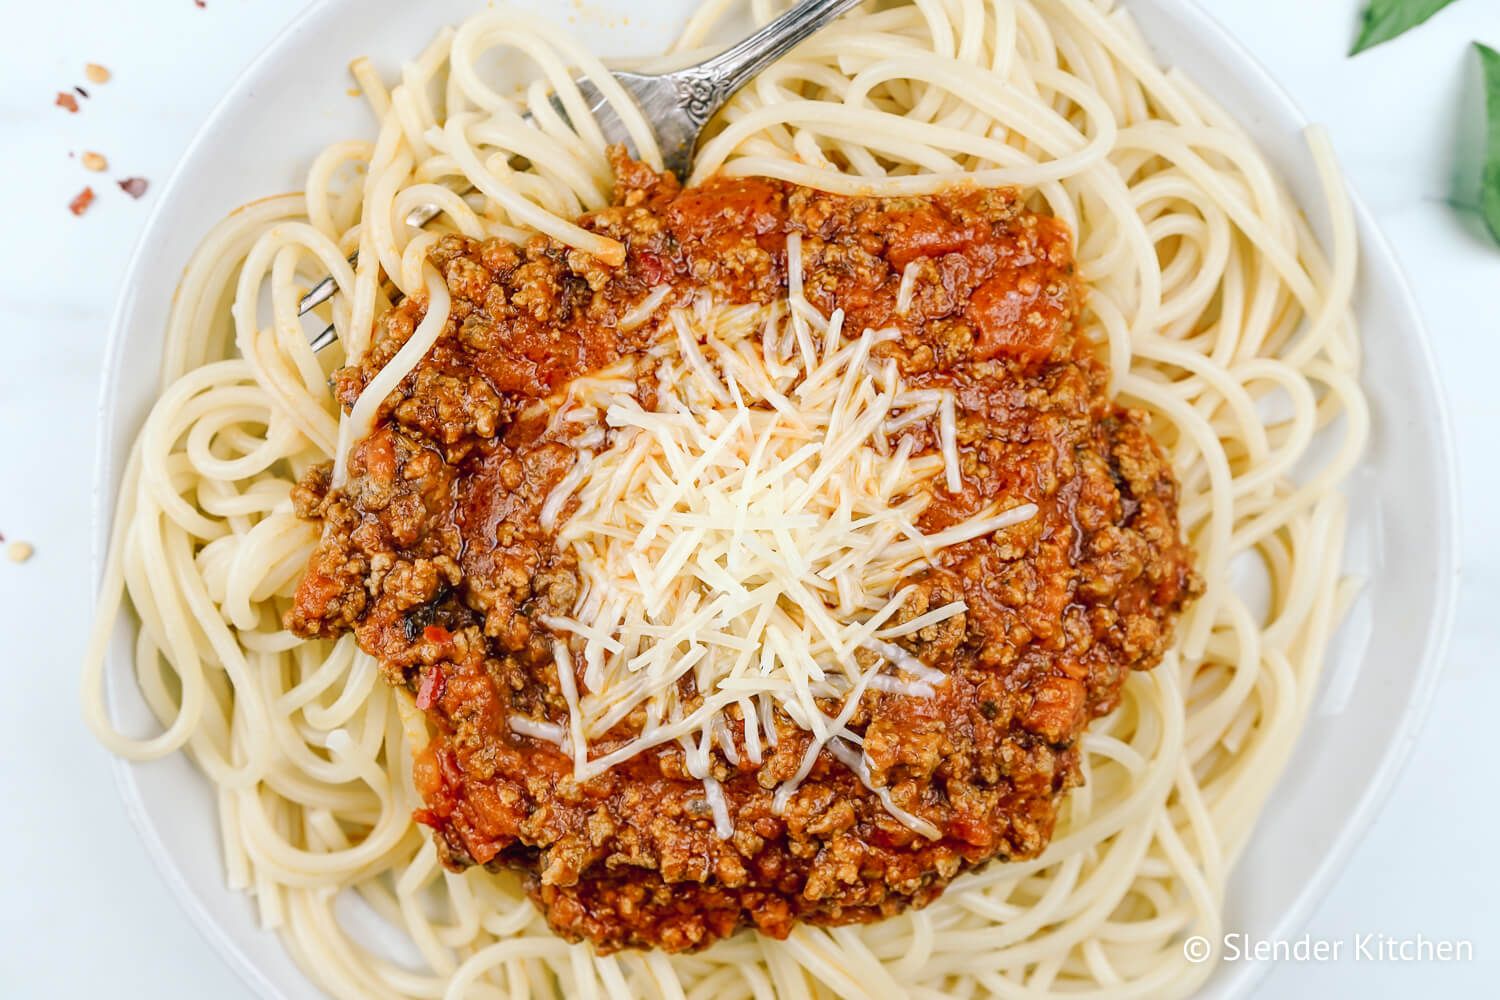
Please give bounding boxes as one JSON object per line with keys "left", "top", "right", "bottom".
{"left": 531, "top": 235, "right": 1037, "bottom": 838}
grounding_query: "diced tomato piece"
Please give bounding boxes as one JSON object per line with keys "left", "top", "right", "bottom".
{"left": 415, "top": 666, "right": 446, "bottom": 710}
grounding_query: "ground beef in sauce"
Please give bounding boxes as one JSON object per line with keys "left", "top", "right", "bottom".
{"left": 287, "top": 149, "right": 1199, "bottom": 954}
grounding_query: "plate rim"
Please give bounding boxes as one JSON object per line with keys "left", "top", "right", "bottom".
{"left": 89, "top": 1, "right": 1463, "bottom": 997}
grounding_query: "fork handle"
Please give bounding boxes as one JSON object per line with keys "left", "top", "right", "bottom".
{"left": 680, "top": 0, "right": 865, "bottom": 123}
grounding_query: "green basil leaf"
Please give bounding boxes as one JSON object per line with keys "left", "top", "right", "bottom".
{"left": 1479, "top": 43, "right": 1500, "bottom": 244}
{"left": 1351, "top": 0, "right": 1464, "bottom": 55}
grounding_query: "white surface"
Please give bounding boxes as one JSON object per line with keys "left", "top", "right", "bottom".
{"left": 0, "top": 2, "right": 1494, "bottom": 998}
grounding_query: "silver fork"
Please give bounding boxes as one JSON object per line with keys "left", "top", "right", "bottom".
{"left": 299, "top": 0, "right": 863, "bottom": 351}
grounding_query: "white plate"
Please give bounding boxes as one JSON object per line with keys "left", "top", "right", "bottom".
{"left": 92, "top": 1, "right": 1460, "bottom": 997}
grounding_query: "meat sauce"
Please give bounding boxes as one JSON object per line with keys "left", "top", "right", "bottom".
{"left": 287, "top": 150, "right": 1199, "bottom": 953}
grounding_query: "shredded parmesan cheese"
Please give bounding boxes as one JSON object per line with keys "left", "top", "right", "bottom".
{"left": 618, "top": 283, "right": 673, "bottom": 331}
{"left": 508, "top": 714, "right": 568, "bottom": 747}
{"left": 895, "top": 260, "right": 921, "bottom": 315}
{"left": 533, "top": 263, "right": 1038, "bottom": 838}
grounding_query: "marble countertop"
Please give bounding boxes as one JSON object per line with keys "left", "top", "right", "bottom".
{"left": 1, "top": 1, "right": 1496, "bottom": 996}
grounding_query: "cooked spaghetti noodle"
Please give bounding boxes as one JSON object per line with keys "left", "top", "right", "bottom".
{"left": 84, "top": 1, "right": 1367, "bottom": 996}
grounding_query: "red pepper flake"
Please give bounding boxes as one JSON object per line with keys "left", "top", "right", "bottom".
{"left": 118, "top": 177, "right": 149, "bottom": 199}
{"left": 194, "top": 0, "right": 206, "bottom": 6}
{"left": 69, "top": 187, "right": 95, "bottom": 216}
{"left": 415, "top": 667, "right": 446, "bottom": 710}
{"left": 422, "top": 624, "right": 452, "bottom": 645}
{"left": 56, "top": 92, "right": 79, "bottom": 112}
